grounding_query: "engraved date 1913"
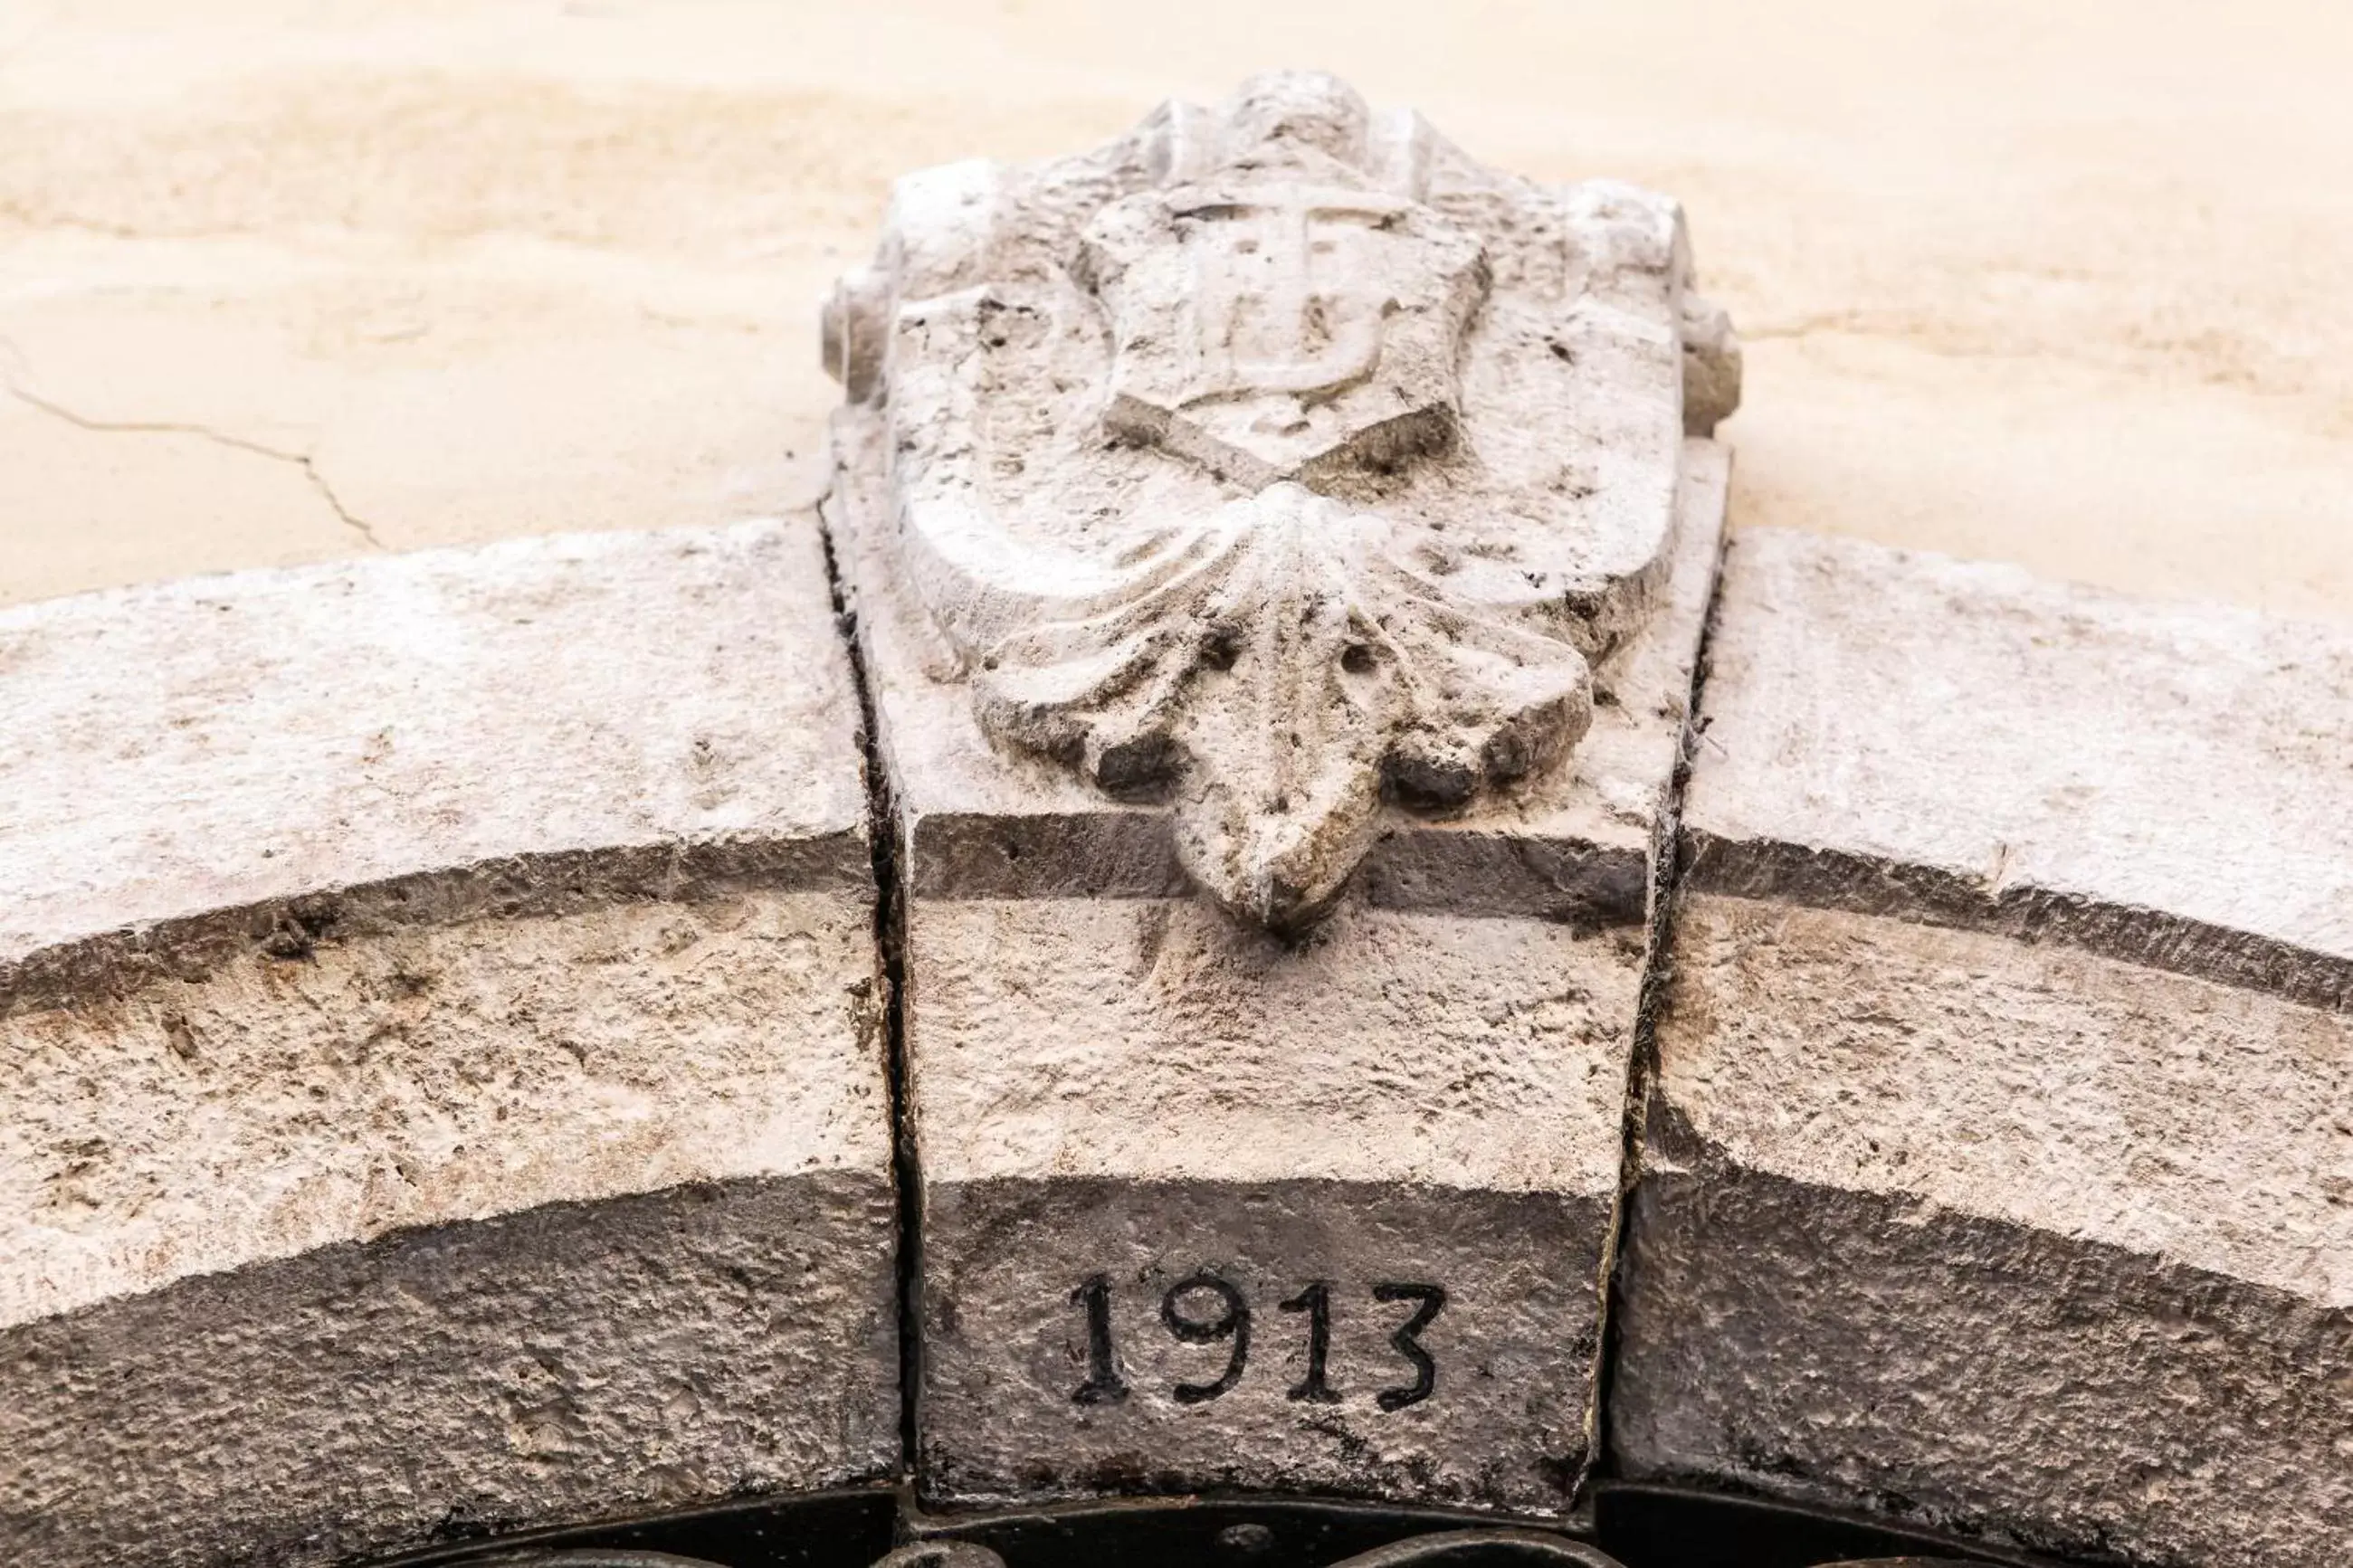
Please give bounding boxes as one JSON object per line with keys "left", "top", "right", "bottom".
{"left": 1071, "top": 1273, "right": 1447, "bottom": 1411}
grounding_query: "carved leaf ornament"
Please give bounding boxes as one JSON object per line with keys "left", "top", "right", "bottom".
{"left": 826, "top": 71, "right": 1739, "bottom": 930}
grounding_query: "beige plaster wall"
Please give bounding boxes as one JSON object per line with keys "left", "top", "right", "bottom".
{"left": 3, "top": 0, "right": 2348, "bottom": 616}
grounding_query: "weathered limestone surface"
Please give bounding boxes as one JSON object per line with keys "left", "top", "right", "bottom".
{"left": 0, "top": 520, "right": 900, "bottom": 1567}
{"left": 1677, "top": 529, "right": 2353, "bottom": 1008}
{"left": 1613, "top": 527, "right": 2353, "bottom": 1568}
{"left": 826, "top": 71, "right": 1734, "bottom": 1511}
{"left": 909, "top": 897, "right": 1638, "bottom": 1507}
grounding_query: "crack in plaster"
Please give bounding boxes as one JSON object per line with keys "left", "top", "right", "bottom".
{"left": 1, "top": 361, "right": 386, "bottom": 551}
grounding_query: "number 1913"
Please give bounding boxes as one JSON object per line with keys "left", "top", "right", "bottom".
{"left": 1070, "top": 1272, "right": 1447, "bottom": 1411}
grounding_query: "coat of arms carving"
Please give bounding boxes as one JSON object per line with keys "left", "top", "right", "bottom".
{"left": 824, "top": 71, "right": 1740, "bottom": 931}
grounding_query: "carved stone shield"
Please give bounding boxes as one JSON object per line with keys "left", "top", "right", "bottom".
{"left": 1085, "top": 176, "right": 1488, "bottom": 489}
{"left": 824, "top": 71, "right": 1739, "bottom": 930}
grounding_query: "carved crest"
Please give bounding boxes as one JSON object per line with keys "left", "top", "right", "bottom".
{"left": 1084, "top": 175, "right": 1487, "bottom": 490}
{"left": 824, "top": 72, "right": 1739, "bottom": 931}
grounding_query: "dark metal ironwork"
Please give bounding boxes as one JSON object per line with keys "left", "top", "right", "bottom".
{"left": 386, "top": 1484, "right": 2046, "bottom": 1568}
{"left": 868, "top": 1547, "right": 1012, "bottom": 1568}
{"left": 1587, "top": 1484, "right": 2042, "bottom": 1568}
{"left": 430, "top": 1536, "right": 1986, "bottom": 1568}
{"left": 1318, "top": 1528, "right": 1629, "bottom": 1567}
{"left": 456, "top": 1555, "right": 736, "bottom": 1568}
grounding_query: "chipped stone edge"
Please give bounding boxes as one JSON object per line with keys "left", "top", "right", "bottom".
{"left": 1682, "top": 831, "right": 2353, "bottom": 1014}
{"left": 0, "top": 832, "right": 873, "bottom": 1023}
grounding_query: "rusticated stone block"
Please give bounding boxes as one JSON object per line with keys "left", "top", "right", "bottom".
{"left": 824, "top": 70, "right": 1739, "bottom": 1510}
{"left": 0, "top": 519, "right": 899, "bottom": 1567}
{"left": 1612, "top": 527, "right": 2353, "bottom": 1568}
{"left": 906, "top": 895, "right": 1637, "bottom": 1508}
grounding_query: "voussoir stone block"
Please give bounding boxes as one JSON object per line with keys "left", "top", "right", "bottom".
{"left": 824, "top": 71, "right": 1739, "bottom": 1512}
{"left": 0, "top": 519, "right": 899, "bottom": 1567}
{"left": 1612, "top": 527, "right": 2353, "bottom": 1568}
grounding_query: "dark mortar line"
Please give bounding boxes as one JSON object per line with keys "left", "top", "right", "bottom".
{"left": 814, "top": 480, "right": 922, "bottom": 1479}
{"left": 1581, "top": 507, "right": 1737, "bottom": 1497}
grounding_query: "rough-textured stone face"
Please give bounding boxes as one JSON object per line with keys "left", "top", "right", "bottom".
{"left": 5, "top": 1174, "right": 897, "bottom": 1568}
{"left": 1677, "top": 527, "right": 2353, "bottom": 1009}
{"left": 0, "top": 519, "right": 900, "bottom": 1567}
{"left": 908, "top": 897, "right": 1636, "bottom": 1511}
{"left": 921, "top": 1175, "right": 1606, "bottom": 1508}
{"left": 827, "top": 71, "right": 1733, "bottom": 1510}
{"left": 0, "top": 520, "right": 871, "bottom": 1006}
{"left": 1612, "top": 528, "right": 2353, "bottom": 1568}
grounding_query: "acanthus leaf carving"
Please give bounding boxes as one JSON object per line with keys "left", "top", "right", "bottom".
{"left": 974, "top": 483, "right": 1593, "bottom": 931}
